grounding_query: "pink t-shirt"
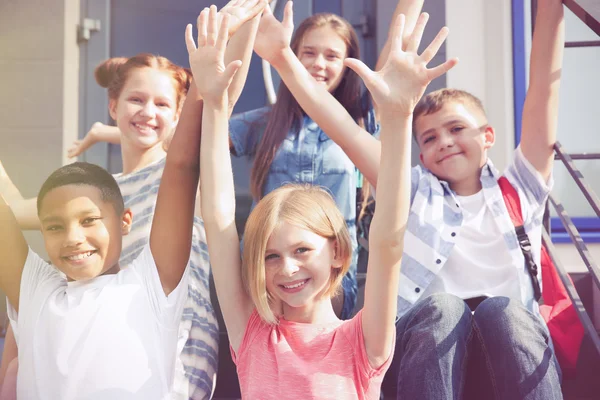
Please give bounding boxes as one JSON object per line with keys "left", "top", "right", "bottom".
{"left": 231, "top": 310, "right": 392, "bottom": 399}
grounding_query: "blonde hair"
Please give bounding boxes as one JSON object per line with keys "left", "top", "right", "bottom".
{"left": 242, "top": 184, "right": 352, "bottom": 324}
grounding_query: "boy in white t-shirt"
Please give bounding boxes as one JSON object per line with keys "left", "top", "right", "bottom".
{"left": 0, "top": 67, "right": 206, "bottom": 399}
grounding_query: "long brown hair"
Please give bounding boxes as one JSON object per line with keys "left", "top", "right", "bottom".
{"left": 250, "top": 13, "right": 370, "bottom": 200}
{"left": 95, "top": 53, "right": 192, "bottom": 112}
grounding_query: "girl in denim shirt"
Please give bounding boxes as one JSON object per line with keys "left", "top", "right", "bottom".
{"left": 229, "top": 1, "right": 422, "bottom": 319}
{"left": 229, "top": 10, "right": 374, "bottom": 319}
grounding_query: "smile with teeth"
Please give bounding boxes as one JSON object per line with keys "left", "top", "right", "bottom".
{"left": 132, "top": 122, "right": 158, "bottom": 133}
{"left": 281, "top": 279, "right": 309, "bottom": 290}
{"left": 64, "top": 251, "right": 96, "bottom": 261}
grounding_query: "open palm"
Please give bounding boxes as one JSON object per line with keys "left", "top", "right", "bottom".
{"left": 346, "top": 13, "right": 458, "bottom": 116}
{"left": 186, "top": 6, "right": 242, "bottom": 106}
{"left": 219, "top": 0, "right": 267, "bottom": 37}
{"left": 254, "top": 1, "right": 294, "bottom": 64}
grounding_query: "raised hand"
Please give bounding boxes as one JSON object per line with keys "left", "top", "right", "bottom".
{"left": 67, "top": 122, "right": 102, "bottom": 158}
{"left": 186, "top": 6, "right": 243, "bottom": 107}
{"left": 219, "top": 0, "right": 268, "bottom": 38}
{"left": 254, "top": 0, "right": 294, "bottom": 65}
{"left": 345, "top": 13, "right": 458, "bottom": 117}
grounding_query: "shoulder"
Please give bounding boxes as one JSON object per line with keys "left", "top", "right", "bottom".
{"left": 503, "top": 146, "right": 553, "bottom": 206}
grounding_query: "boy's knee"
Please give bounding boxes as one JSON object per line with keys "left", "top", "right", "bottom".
{"left": 408, "top": 293, "right": 472, "bottom": 332}
{"left": 474, "top": 297, "right": 541, "bottom": 342}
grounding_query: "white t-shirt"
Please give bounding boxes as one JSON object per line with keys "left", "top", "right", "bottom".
{"left": 11, "top": 246, "right": 189, "bottom": 400}
{"left": 422, "top": 190, "right": 521, "bottom": 301}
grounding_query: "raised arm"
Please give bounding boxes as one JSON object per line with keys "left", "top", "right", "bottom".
{"left": 0, "top": 161, "right": 24, "bottom": 204}
{"left": 0, "top": 193, "right": 29, "bottom": 312}
{"left": 254, "top": 3, "right": 381, "bottom": 187}
{"left": 189, "top": 7, "right": 253, "bottom": 353}
{"left": 67, "top": 122, "right": 122, "bottom": 159}
{"left": 0, "top": 162, "right": 40, "bottom": 230}
{"left": 375, "top": 0, "right": 424, "bottom": 71}
{"left": 222, "top": 0, "right": 266, "bottom": 113}
{"left": 519, "top": 0, "right": 564, "bottom": 181}
{"left": 345, "top": 13, "right": 457, "bottom": 368}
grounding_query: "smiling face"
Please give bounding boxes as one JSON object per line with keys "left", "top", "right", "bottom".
{"left": 39, "top": 184, "right": 132, "bottom": 281}
{"left": 264, "top": 221, "right": 342, "bottom": 313}
{"left": 109, "top": 67, "right": 179, "bottom": 152}
{"left": 298, "top": 26, "right": 348, "bottom": 93}
{"left": 415, "top": 101, "right": 495, "bottom": 195}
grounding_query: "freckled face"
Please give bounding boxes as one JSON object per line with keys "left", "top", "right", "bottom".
{"left": 109, "top": 67, "right": 179, "bottom": 151}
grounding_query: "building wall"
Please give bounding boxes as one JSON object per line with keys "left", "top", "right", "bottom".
{"left": 0, "top": 0, "right": 80, "bottom": 255}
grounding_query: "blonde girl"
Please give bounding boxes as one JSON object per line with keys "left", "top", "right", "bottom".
{"left": 189, "top": 4, "right": 455, "bottom": 399}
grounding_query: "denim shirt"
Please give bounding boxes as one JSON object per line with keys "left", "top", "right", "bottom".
{"left": 229, "top": 105, "right": 379, "bottom": 257}
{"left": 398, "top": 147, "right": 552, "bottom": 319}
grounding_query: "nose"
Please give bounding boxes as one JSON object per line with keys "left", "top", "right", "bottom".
{"left": 312, "top": 53, "right": 326, "bottom": 70}
{"left": 438, "top": 131, "right": 455, "bottom": 149}
{"left": 139, "top": 101, "right": 157, "bottom": 118}
{"left": 280, "top": 257, "right": 300, "bottom": 277}
{"left": 64, "top": 225, "right": 85, "bottom": 247}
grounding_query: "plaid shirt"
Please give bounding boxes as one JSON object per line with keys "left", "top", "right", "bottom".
{"left": 397, "top": 147, "right": 553, "bottom": 318}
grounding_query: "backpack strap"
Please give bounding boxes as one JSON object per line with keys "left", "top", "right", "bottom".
{"left": 498, "top": 177, "right": 542, "bottom": 301}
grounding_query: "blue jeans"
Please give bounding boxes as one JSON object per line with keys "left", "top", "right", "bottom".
{"left": 340, "top": 245, "right": 358, "bottom": 320}
{"left": 381, "top": 294, "right": 562, "bottom": 399}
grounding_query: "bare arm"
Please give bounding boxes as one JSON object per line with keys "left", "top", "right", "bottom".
{"left": 0, "top": 193, "right": 29, "bottom": 312}
{"left": 520, "top": 0, "right": 564, "bottom": 181}
{"left": 224, "top": 7, "right": 263, "bottom": 113}
{"left": 346, "top": 13, "right": 457, "bottom": 368}
{"left": 0, "top": 161, "right": 23, "bottom": 204}
{"left": 189, "top": 8, "right": 253, "bottom": 353}
{"left": 0, "top": 163, "right": 40, "bottom": 230}
{"left": 375, "top": 0, "right": 424, "bottom": 71}
{"left": 67, "top": 122, "right": 121, "bottom": 159}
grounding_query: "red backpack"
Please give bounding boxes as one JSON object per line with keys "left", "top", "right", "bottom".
{"left": 498, "top": 177, "right": 584, "bottom": 377}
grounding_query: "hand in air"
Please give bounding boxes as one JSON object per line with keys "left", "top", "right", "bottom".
{"left": 254, "top": 0, "right": 294, "bottom": 64}
{"left": 345, "top": 13, "right": 458, "bottom": 117}
{"left": 67, "top": 122, "right": 105, "bottom": 158}
{"left": 219, "top": 0, "right": 268, "bottom": 38}
{"left": 186, "top": 6, "right": 243, "bottom": 106}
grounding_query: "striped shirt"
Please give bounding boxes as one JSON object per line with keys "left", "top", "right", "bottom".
{"left": 398, "top": 147, "right": 552, "bottom": 318}
{"left": 115, "top": 157, "right": 218, "bottom": 399}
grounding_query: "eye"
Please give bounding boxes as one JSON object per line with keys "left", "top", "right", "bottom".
{"left": 156, "top": 101, "right": 171, "bottom": 108}
{"left": 265, "top": 253, "right": 279, "bottom": 262}
{"left": 296, "top": 247, "right": 311, "bottom": 254}
{"left": 129, "top": 97, "right": 142, "bottom": 103}
{"left": 82, "top": 217, "right": 101, "bottom": 225}
{"left": 327, "top": 54, "right": 340, "bottom": 61}
{"left": 302, "top": 50, "right": 315, "bottom": 56}
{"left": 45, "top": 225, "right": 62, "bottom": 232}
{"left": 423, "top": 135, "right": 435, "bottom": 144}
{"left": 450, "top": 126, "right": 465, "bottom": 133}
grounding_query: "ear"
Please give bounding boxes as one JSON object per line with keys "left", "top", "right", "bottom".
{"left": 483, "top": 125, "right": 495, "bottom": 149}
{"left": 419, "top": 153, "right": 424, "bottom": 164}
{"left": 108, "top": 99, "right": 118, "bottom": 121}
{"left": 121, "top": 208, "right": 133, "bottom": 236}
{"left": 331, "top": 240, "right": 344, "bottom": 269}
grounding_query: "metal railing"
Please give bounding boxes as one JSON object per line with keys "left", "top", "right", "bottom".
{"left": 544, "top": 142, "right": 600, "bottom": 357}
{"left": 531, "top": 0, "right": 600, "bottom": 362}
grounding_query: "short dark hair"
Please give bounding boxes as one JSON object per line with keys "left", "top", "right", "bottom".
{"left": 37, "top": 162, "right": 124, "bottom": 215}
